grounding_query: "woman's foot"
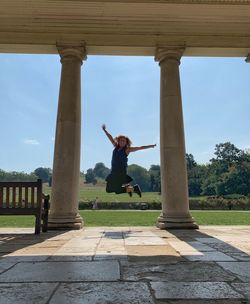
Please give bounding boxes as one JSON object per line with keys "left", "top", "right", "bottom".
{"left": 133, "top": 184, "right": 142, "bottom": 197}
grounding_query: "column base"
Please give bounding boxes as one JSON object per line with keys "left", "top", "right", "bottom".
{"left": 48, "top": 214, "right": 83, "bottom": 230}
{"left": 157, "top": 214, "right": 199, "bottom": 229}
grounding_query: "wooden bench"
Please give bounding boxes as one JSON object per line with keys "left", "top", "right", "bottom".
{"left": 0, "top": 179, "right": 50, "bottom": 234}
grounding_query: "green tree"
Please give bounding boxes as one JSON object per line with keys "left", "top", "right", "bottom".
{"left": 202, "top": 142, "right": 250, "bottom": 196}
{"left": 188, "top": 165, "right": 207, "bottom": 196}
{"left": 210, "top": 142, "right": 245, "bottom": 175}
{"left": 33, "top": 167, "right": 52, "bottom": 183}
{"left": 220, "top": 161, "right": 250, "bottom": 196}
{"left": 148, "top": 165, "right": 161, "bottom": 192}
{"left": 201, "top": 175, "right": 217, "bottom": 196}
{"left": 213, "top": 142, "right": 243, "bottom": 163}
{"left": 85, "top": 168, "right": 97, "bottom": 184}
{"left": 0, "top": 169, "right": 37, "bottom": 181}
{"left": 185, "top": 154, "right": 206, "bottom": 196}
{"left": 186, "top": 153, "right": 197, "bottom": 170}
{"left": 127, "top": 164, "right": 150, "bottom": 191}
{"left": 93, "top": 162, "right": 110, "bottom": 179}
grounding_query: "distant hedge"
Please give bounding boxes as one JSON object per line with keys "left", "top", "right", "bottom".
{"left": 189, "top": 197, "right": 250, "bottom": 210}
{"left": 79, "top": 201, "right": 161, "bottom": 210}
{"left": 79, "top": 197, "right": 250, "bottom": 210}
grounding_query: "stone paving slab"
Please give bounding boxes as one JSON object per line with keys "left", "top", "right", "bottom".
{"left": 50, "top": 282, "right": 154, "bottom": 304}
{"left": 98, "top": 244, "right": 125, "bottom": 251}
{"left": 195, "top": 237, "right": 227, "bottom": 244}
{"left": 1, "top": 255, "right": 49, "bottom": 263}
{"left": 0, "top": 244, "right": 26, "bottom": 253}
{"left": 150, "top": 282, "right": 244, "bottom": 300}
{"left": 124, "top": 230, "right": 162, "bottom": 237}
{"left": 0, "top": 283, "right": 57, "bottom": 304}
{"left": 103, "top": 231, "right": 124, "bottom": 239}
{"left": 217, "top": 262, "right": 250, "bottom": 282}
{"left": 229, "top": 243, "right": 250, "bottom": 254}
{"left": 232, "top": 283, "right": 250, "bottom": 299}
{"left": 94, "top": 253, "right": 127, "bottom": 260}
{"left": 0, "top": 261, "right": 16, "bottom": 274}
{"left": 124, "top": 236, "right": 166, "bottom": 246}
{"left": 0, "top": 261, "right": 120, "bottom": 282}
{"left": 7, "top": 247, "right": 59, "bottom": 256}
{"left": 122, "top": 261, "right": 236, "bottom": 282}
{"left": 184, "top": 251, "right": 236, "bottom": 262}
{"left": 53, "top": 247, "right": 95, "bottom": 254}
{"left": 0, "top": 226, "right": 249, "bottom": 303}
{"left": 205, "top": 242, "right": 243, "bottom": 253}
{"left": 186, "top": 241, "right": 217, "bottom": 252}
{"left": 98, "top": 237, "right": 124, "bottom": 244}
{"left": 216, "top": 236, "right": 250, "bottom": 243}
{"left": 226, "top": 252, "right": 250, "bottom": 262}
{"left": 159, "top": 301, "right": 249, "bottom": 304}
{"left": 168, "top": 241, "right": 201, "bottom": 254}
{"left": 29, "top": 240, "right": 67, "bottom": 248}
{"left": 4, "top": 239, "right": 61, "bottom": 245}
{"left": 62, "top": 238, "right": 100, "bottom": 247}
{"left": 47, "top": 255, "right": 92, "bottom": 262}
{"left": 126, "top": 245, "right": 182, "bottom": 263}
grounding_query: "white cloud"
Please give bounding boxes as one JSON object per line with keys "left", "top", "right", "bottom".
{"left": 23, "top": 139, "right": 40, "bottom": 145}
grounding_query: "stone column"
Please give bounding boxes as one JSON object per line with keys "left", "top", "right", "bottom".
{"left": 155, "top": 48, "right": 198, "bottom": 229}
{"left": 48, "top": 45, "right": 87, "bottom": 230}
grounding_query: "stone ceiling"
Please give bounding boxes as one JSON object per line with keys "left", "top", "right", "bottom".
{"left": 1, "top": 0, "right": 250, "bottom": 56}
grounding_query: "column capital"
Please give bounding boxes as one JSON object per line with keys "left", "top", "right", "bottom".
{"left": 155, "top": 47, "right": 185, "bottom": 65}
{"left": 57, "top": 44, "right": 87, "bottom": 64}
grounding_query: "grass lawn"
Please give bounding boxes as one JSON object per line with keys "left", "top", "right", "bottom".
{"left": 0, "top": 216, "right": 35, "bottom": 228}
{"left": 0, "top": 211, "right": 249, "bottom": 228}
{"left": 43, "top": 184, "right": 161, "bottom": 203}
{"left": 80, "top": 211, "right": 250, "bottom": 226}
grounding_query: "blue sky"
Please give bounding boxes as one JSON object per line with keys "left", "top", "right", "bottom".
{"left": 0, "top": 54, "right": 249, "bottom": 173}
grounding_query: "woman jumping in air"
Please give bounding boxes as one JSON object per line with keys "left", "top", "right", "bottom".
{"left": 102, "top": 124, "right": 156, "bottom": 197}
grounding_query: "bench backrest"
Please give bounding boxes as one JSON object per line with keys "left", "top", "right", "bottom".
{"left": 0, "top": 179, "right": 42, "bottom": 209}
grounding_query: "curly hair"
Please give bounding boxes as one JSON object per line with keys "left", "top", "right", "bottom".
{"left": 115, "top": 135, "right": 132, "bottom": 147}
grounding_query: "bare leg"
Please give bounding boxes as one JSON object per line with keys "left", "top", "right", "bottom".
{"left": 122, "top": 184, "right": 133, "bottom": 197}
{"left": 123, "top": 184, "right": 142, "bottom": 197}
{"left": 126, "top": 185, "right": 133, "bottom": 193}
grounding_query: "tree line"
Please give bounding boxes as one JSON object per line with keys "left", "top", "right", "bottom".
{"left": 187, "top": 142, "right": 250, "bottom": 196}
{"left": 0, "top": 167, "right": 52, "bottom": 184}
{"left": 0, "top": 142, "right": 249, "bottom": 196}
{"left": 84, "top": 162, "right": 161, "bottom": 192}
{"left": 85, "top": 142, "right": 250, "bottom": 196}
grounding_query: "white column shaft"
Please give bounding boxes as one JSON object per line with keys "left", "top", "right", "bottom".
{"left": 49, "top": 46, "right": 86, "bottom": 229}
{"left": 156, "top": 48, "right": 198, "bottom": 229}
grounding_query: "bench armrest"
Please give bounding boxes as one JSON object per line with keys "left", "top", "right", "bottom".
{"left": 42, "top": 194, "right": 50, "bottom": 232}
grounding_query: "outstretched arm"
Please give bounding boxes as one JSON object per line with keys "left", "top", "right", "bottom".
{"left": 102, "top": 124, "right": 116, "bottom": 146}
{"left": 127, "top": 144, "right": 156, "bottom": 153}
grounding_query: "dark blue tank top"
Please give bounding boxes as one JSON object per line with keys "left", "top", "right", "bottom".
{"left": 111, "top": 147, "right": 128, "bottom": 173}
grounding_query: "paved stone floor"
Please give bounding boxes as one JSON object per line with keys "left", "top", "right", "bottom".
{"left": 0, "top": 226, "right": 250, "bottom": 304}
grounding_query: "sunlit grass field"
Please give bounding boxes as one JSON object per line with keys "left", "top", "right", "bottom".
{"left": 43, "top": 183, "right": 209, "bottom": 203}
{"left": 43, "top": 183, "right": 162, "bottom": 203}
{"left": 1, "top": 182, "right": 248, "bottom": 228}
{"left": 80, "top": 210, "right": 250, "bottom": 226}
{"left": 0, "top": 211, "right": 249, "bottom": 228}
